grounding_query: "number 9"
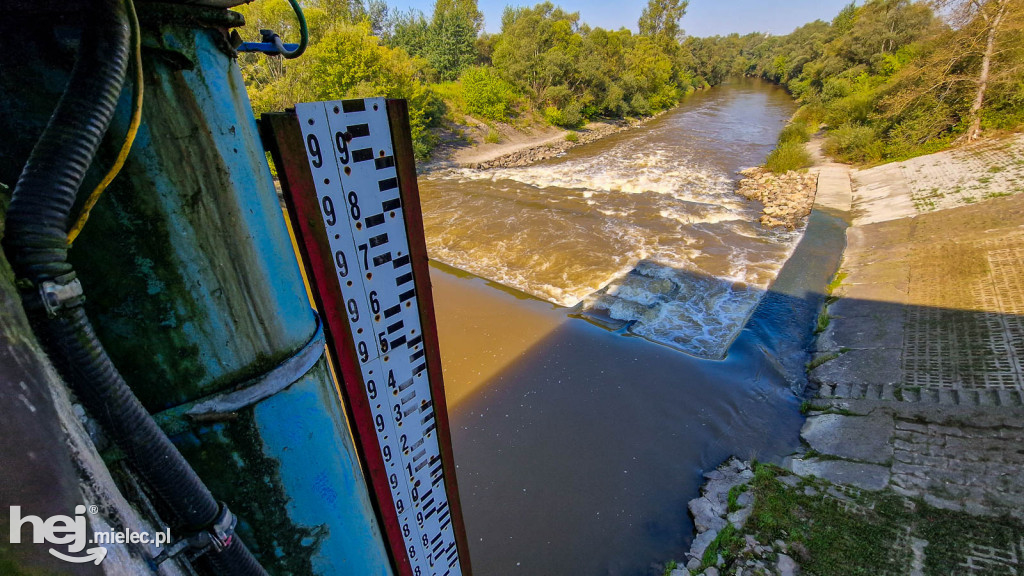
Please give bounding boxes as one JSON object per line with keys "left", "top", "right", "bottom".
{"left": 307, "top": 134, "right": 323, "bottom": 168}
{"left": 321, "top": 195, "right": 337, "bottom": 226}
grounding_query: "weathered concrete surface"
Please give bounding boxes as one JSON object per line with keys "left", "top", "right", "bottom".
{"left": 850, "top": 163, "right": 918, "bottom": 225}
{"left": 811, "top": 163, "right": 854, "bottom": 214}
{"left": 0, "top": 209, "right": 104, "bottom": 575}
{"left": 850, "top": 133, "right": 1024, "bottom": 225}
{"left": 807, "top": 137, "right": 853, "bottom": 216}
{"left": 0, "top": 197, "right": 188, "bottom": 574}
{"left": 788, "top": 457, "right": 891, "bottom": 491}
{"left": 800, "top": 411, "right": 894, "bottom": 465}
{"left": 800, "top": 141, "right": 1024, "bottom": 518}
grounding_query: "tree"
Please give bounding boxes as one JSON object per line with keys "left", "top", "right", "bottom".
{"left": 427, "top": 1, "right": 481, "bottom": 80}
{"left": 933, "top": 0, "right": 1016, "bottom": 141}
{"left": 433, "top": 0, "right": 485, "bottom": 32}
{"left": 386, "top": 9, "right": 431, "bottom": 58}
{"left": 638, "top": 0, "right": 689, "bottom": 42}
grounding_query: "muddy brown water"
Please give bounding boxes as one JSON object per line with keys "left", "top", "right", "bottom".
{"left": 425, "top": 79, "right": 827, "bottom": 575}
{"left": 421, "top": 78, "right": 801, "bottom": 359}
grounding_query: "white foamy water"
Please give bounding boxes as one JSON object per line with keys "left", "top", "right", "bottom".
{"left": 420, "top": 86, "right": 802, "bottom": 358}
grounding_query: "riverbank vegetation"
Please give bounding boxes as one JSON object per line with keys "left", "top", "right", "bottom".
{"left": 236, "top": 0, "right": 716, "bottom": 159}
{"left": 702, "top": 0, "right": 1024, "bottom": 165}
{"left": 236, "top": 0, "right": 1024, "bottom": 163}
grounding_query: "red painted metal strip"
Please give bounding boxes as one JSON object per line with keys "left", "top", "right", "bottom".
{"left": 260, "top": 112, "right": 413, "bottom": 576}
{"left": 386, "top": 99, "right": 473, "bottom": 576}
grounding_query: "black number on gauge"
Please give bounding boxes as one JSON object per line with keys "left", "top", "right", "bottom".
{"left": 321, "top": 196, "right": 337, "bottom": 226}
{"left": 335, "top": 131, "right": 350, "bottom": 164}
{"left": 358, "top": 243, "right": 369, "bottom": 269}
{"left": 306, "top": 134, "right": 323, "bottom": 168}
{"left": 335, "top": 250, "right": 348, "bottom": 277}
{"left": 348, "top": 191, "right": 361, "bottom": 220}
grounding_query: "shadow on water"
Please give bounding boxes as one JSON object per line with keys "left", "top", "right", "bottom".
{"left": 442, "top": 209, "right": 850, "bottom": 575}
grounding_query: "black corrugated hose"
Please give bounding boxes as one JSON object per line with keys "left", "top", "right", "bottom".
{"left": 2, "top": 1, "right": 266, "bottom": 574}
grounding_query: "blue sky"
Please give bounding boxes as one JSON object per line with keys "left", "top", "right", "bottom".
{"left": 383, "top": 0, "right": 857, "bottom": 36}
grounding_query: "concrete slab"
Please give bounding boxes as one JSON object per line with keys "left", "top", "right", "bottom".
{"left": 801, "top": 412, "right": 894, "bottom": 465}
{"left": 810, "top": 348, "right": 903, "bottom": 388}
{"left": 852, "top": 165, "right": 918, "bottom": 225}
{"left": 788, "top": 458, "right": 891, "bottom": 491}
{"left": 813, "top": 163, "right": 853, "bottom": 213}
{"left": 838, "top": 281, "right": 909, "bottom": 306}
{"left": 827, "top": 296, "right": 904, "bottom": 320}
{"left": 820, "top": 305, "right": 906, "bottom": 351}
{"left": 845, "top": 220, "right": 915, "bottom": 257}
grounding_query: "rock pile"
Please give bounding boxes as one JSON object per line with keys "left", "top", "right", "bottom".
{"left": 668, "top": 458, "right": 802, "bottom": 576}
{"left": 736, "top": 168, "right": 818, "bottom": 229}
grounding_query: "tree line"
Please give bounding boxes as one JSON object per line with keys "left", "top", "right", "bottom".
{"left": 236, "top": 0, "right": 1023, "bottom": 164}
{"left": 237, "top": 0, "right": 701, "bottom": 159}
{"left": 694, "top": 0, "right": 1023, "bottom": 168}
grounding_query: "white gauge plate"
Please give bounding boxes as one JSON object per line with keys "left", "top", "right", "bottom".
{"left": 296, "top": 98, "right": 461, "bottom": 576}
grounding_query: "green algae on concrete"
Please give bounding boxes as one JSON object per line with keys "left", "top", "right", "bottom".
{"left": 741, "top": 464, "right": 1024, "bottom": 576}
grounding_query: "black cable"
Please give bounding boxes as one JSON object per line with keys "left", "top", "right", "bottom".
{"left": 2, "top": 1, "right": 267, "bottom": 573}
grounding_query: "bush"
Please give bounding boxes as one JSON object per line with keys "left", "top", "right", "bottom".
{"left": 824, "top": 123, "right": 883, "bottom": 164}
{"left": 460, "top": 66, "right": 518, "bottom": 122}
{"left": 544, "top": 101, "right": 585, "bottom": 129}
{"left": 565, "top": 131, "right": 579, "bottom": 143}
{"left": 765, "top": 140, "right": 813, "bottom": 173}
{"left": 778, "top": 120, "right": 812, "bottom": 145}
{"left": 484, "top": 127, "right": 501, "bottom": 144}
{"left": 793, "top": 98, "right": 826, "bottom": 128}
{"left": 629, "top": 93, "right": 651, "bottom": 116}
{"left": 825, "top": 91, "right": 877, "bottom": 127}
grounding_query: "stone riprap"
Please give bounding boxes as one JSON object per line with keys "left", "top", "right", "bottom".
{"left": 736, "top": 167, "right": 818, "bottom": 229}
{"left": 668, "top": 458, "right": 801, "bottom": 576}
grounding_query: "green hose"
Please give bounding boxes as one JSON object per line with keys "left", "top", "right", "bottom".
{"left": 276, "top": 0, "right": 308, "bottom": 59}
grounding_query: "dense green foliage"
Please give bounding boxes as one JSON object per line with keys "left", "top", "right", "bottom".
{"left": 236, "top": 0, "right": 442, "bottom": 158}
{"left": 236, "top": 0, "right": 1024, "bottom": 163}
{"left": 692, "top": 0, "right": 1024, "bottom": 163}
{"left": 237, "top": 0, "right": 721, "bottom": 159}
{"left": 456, "top": 67, "right": 517, "bottom": 121}
{"left": 485, "top": 1, "right": 701, "bottom": 124}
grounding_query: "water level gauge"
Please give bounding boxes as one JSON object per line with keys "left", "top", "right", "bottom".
{"left": 262, "top": 98, "right": 471, "bottom": 576}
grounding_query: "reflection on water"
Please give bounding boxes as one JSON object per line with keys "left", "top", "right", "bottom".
{"left": 421, "top": 79, "right": 800, "bottom": 358}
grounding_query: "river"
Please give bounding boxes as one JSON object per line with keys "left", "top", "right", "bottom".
{"left": 423, "top": 79, "right": 824, "bottom": 575}
{"left": 421, "top": 78, "right": 800, "bottom": 358}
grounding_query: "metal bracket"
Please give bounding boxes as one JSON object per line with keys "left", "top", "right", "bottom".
{"left": 237, "top": 29, "right": 299, "bottom": 56}
{"left": 154, "top": 502, "right": 237, "bottom": 565}
{"left": 39, "top": 272, "right": 85, "bottom": 318}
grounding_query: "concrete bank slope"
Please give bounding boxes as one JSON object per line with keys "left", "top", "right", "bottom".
{"left": 790, "top": 135, "right": 1024, "bottom": 570}
{"left": 669, "top": 135, "right": 1024, "bottom": 576}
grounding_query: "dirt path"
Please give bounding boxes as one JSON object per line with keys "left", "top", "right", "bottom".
{"left": 424, "top": 114, "right": 666, "bottom": 171}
